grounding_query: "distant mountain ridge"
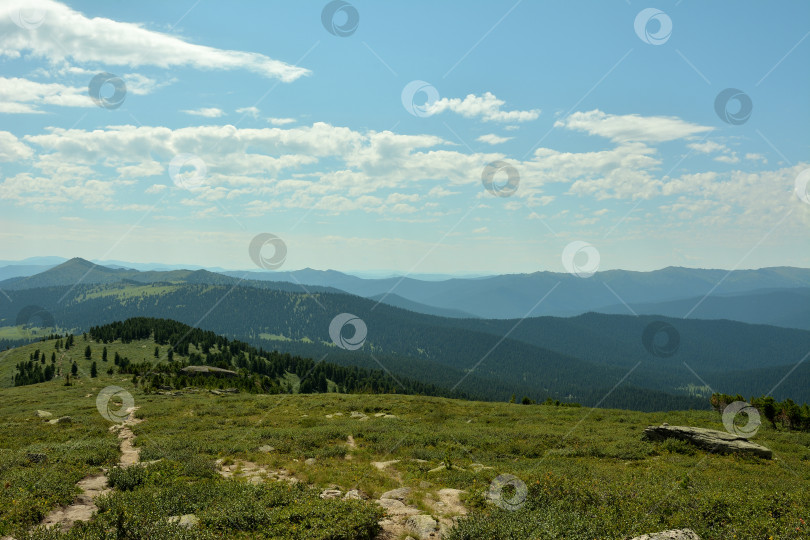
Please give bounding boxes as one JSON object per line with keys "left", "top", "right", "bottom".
{"left": 595, "top": 287, "right": 810, "bottom": 330}
{"left": 3, "top": 258, "right": 810, "bottom": 330}
{"left": 227, "top": 265, "right": 810, "bottom": 326}
{"left": 2, "top": 277, "right": 809, "bottom": 409}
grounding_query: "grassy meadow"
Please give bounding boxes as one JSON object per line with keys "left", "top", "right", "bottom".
{"left": 0, "top": 335, "right": 808, "bottom": 538}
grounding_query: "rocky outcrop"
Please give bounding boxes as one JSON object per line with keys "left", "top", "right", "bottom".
{"left": 181, "top": 365, "right": 238, "bottom": 377}
{"left": 630, "top": 528, "right": 701, "bottom": 539}
{"left": 168, "top": 514, "right": 200, "bottom": 528}
{"left": 642, "top": 425, "right": 772, "bottom": 459}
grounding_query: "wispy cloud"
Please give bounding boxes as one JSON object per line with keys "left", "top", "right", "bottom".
{"left": 181, "top": 107, "right": 225, "bottom": 118}
{"left": 476, "top": 133, "right": 513, "bottom": 145}
{"left": 0, "top": 0, "right": 311, "bottom": 82}
{"left": 268, "top": 117, "right": 296, "bottom": 126}
{"left": 557, "top": 109, "right": 713, "bottom": 142}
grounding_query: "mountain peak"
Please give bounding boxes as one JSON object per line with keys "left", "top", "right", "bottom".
{"left": 61, "top": 257, "right": 98, "bottom": 268}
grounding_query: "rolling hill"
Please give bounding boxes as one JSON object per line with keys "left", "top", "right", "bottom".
{"left": 2, "top": 275, "right": 809, "bottom": 409}
{"left": 594, "top": 287, "right": 810, "bottom": 330}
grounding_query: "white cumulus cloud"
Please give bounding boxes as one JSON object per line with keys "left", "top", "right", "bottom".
{"left": 428, "top": 92, "right": 540, "bottom": 122}
{"left": 558, "top": 109, "right": 713, "bottom": 142}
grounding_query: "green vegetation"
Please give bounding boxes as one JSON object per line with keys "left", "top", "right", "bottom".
{"left": 712, "top": 392, "right": 810, "bottom": 431}
{"left": 3, "top": 279, "right": 809, "bottom": 411}
{"left": 1, "top": 343, "right": 809, "bottom": 538}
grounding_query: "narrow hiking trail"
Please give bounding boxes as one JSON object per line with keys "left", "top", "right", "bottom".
{"left": 39, "top": 406, "right": 141, "bottom": 532}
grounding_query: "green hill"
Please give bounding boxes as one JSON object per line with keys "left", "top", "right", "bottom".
{"left": 0, "top": 352, "right": 808, "bottom": 539}
{"left": 3, "top": 281, "right": 810, "bottom": 409}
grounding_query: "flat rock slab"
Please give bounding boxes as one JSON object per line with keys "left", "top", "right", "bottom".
{"left": 41, "top": 474, "right": 111, "bottom": 530}
{"left": 376, "top": 498, "right": 420, "bottom": 517}
{"left": 380, "top": 487, "right": 411, "bottom": 501}
{"left": 643, "top": 425, "right": 772, "bottom": 459}
{"left": 630, "top": 528, "right": 701, "bottom": 540}
{"left": 406, "top": 514, "right": 439, "bottom": 538}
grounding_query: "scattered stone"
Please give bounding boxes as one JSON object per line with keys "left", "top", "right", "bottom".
{"left": 26, "top": 453, "right": 48, "bottom": 463}
{"left": 372, "top": 459, "right": 400, "bottom": 470}
{"left": 374, "top": 412, "right": 387, "bottom": 417}
{"left": 434, "top": 488, "right": 466, "bottom": 516}
{"left": 376, "top": 498, "right": 420, "bottom": 516}
{"left": 35, "top": 410, "right": 52, "bottom": 418}
{"left": 383, "top": 414, "right": 397, "bottom": 419}
{"left": 643, "top": 425, "right": 772, "bottom": 459}
{"left": 343, "top": 489, "right": 368, "bottom": 500}
{"left": 48, "top": 416, "right": 72, "bottom": 425}
{"left": 405, "top": 514, "right": 439, "bottom": 538}
{"left": 380, "top": 487, "right": 411, "bottom": 501}
{"left": 320, "top": 489, "right": 343, "bottom": 499}
{"left": 258, "top": 445, "right": 275, "bottom": 453}
{"left": 42, "top": 474, "right": 111, "bottom": 530}
{"left": 428, "top": 463, "right": 464, "bottom": 474}
{"left": 168, "top": 514, "right": 200, "bottom": 528}
{"left": 630, "top": 529, "right": 701, "bottom": 540}
{"left": 304, "top": 458, "right": 317, "bottom": 466}
{"left": 350, "top": 411, "right": 368, "bottom": 420}
{"left": 468, "top": 463, "right": 494, "bottom": 473}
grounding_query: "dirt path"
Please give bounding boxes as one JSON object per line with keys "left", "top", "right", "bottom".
{"left": 39, "top": 407, "right": 141, "bottom": 532}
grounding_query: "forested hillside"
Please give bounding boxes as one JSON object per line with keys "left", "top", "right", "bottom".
{"left": 10, "top": 317, "right": 458, "bottom": 399}
{"left": 6, "top": 280, "right": 810, "bottom": 410}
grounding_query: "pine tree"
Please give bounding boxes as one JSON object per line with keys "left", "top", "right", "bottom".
{"left": 154, "top": 346, "right": 160, "bottom": 358}
{"left": 102, "top": 347, "right": 108, "bottom": 361}
{"left": 71, "top": 362, "right": 78, "bottom": 376}
{"left": 84, "top": 345, "right": 91, "bottom": 359}
{"left": 90, "top": 361, "right": 98, "bottom": 378}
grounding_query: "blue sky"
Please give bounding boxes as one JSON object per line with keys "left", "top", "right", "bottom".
{"left": 0, "top": 0, "right": 808, "bottom": 274}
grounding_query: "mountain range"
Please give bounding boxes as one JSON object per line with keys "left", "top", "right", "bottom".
{"left": 1, "top": 257, "right": 809, "bottom": 411}
{"left": 2, "top": 257, "right": 810, "bottom": 328}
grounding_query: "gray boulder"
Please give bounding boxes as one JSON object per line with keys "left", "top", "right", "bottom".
{"left": 630, "top": 528, "right": 701, "bottom": 539}
{"left": 168, "top": 514, "right": 200, "bottom": 528}
{"left": 380, "top": 487, "right": 411, "bottom": 501}
{"left": 182, "top": 365, "right": 238, "bottom": 378}
{"left": 405, "top": 515, "right": 439, "bottom": 539}
{"left": 643, "top": 425, "right": 772, "bottom": 459}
